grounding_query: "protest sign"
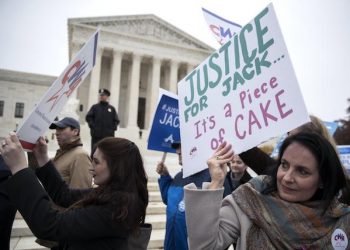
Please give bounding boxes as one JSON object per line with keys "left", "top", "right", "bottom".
{"left": 178, "top": 3, "right": 309, "bottom": 177}
{"left": 324, "top": 121, "right": 338, "bottom": 136}
{"left": 147, "top": 88, "right": 180, "bottom": 153}
{"left": 202, "top": 7, "right": 242, "bottom": 46}
{"left": 16, "top": 30, "right": 100, "bottom": 150}
{"left": 338, "top": 145, "right": 350, "bottom": 175}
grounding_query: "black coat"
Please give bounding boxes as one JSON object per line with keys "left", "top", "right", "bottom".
{"left": 239, "top": 147, "right": 277, "bottom": 175}
{"left": 0, "top": 156, "right": 16, "bottom": 250}
{"left": 223, "top": 170, "right": 252, "bottom": 197}
{"left": 86, "top": 101, "right": 119, "bottom": 139}
{"left": 5, "top": 162, "right": 130, "bottom": 250}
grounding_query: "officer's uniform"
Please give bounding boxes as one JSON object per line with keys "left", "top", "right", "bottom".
{"left": 85, "top": 89, "right": 120, "bottom": 151}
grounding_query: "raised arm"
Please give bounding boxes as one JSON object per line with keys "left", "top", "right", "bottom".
{"left": 0, "top": 132, "right": 29, "bottom": 175}
{"left": 5, "top": 168, "right": 128, "bottom": 242}
{"left": 207, "top": 141, "right": 234, "bottom": 189}
{"left": 184, "top": 142, "right": 248, "bottom": 249}
{"left": 1, "top": 133, "right": 129, "bottom": 243}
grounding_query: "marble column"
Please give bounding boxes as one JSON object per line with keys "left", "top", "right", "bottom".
{"left": 169, "top": 59, "right": 179, "bottom": 94}
{"left": 87, "top": 47, "right": 102, "bottom": 111}
{"left": 178, "top": 63, "right": 188, "bottom": 82}
{"left": 109, "top": 50, "right": 122, "bottom": 111}
{"left": 126, "top": 53, "right": 141, "bottom": 129}
{"left": 145, "top": 56, "right": 161, "bottom": 129}
{"left": 187, "top": 63, "right": 197, "bottom": 75}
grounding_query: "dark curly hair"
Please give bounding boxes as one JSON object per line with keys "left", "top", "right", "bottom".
{"left": 263, "top": 132, "right": 346, "bottom": 213}
{"left": 70, "top": 137, "right": 148, "bottom": 232}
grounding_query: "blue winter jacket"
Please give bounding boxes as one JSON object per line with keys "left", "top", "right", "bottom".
{"left": 158, "top": 168, "right": 211, "bottom": 250}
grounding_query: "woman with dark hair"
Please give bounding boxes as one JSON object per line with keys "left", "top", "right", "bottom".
{"left": 223, "top": 154, "right": 252, "bottom": 198}
{"left": 239, "top": 114, "right": 350, "bottom": 204}
{"left": 0, "top": 133, "right": 148, "bottom": 250}
{"left": 239, "top": 115, "right": 338, "bottom": 174}
{"left": 184, "top": 133, "right": 350, "bottom": 249}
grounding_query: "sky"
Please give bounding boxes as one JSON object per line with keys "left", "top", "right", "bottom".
{"left": 0, "top": 0, "right": 349, "bottom": 122}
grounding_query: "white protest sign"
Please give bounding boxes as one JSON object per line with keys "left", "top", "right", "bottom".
{"left": 202, "top": 7, "right": 242, "bottom": 46}
{"left": 17, "top": 30, "right": 100, "bottom": 150}
{"left": 178, "top": 3, "right": 309, "bottom": 177}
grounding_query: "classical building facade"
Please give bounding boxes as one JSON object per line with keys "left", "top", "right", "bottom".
{"left": 0, "top": 14, "right": 213, "bottom": 152}
{"left": 0, "top": 69, "right": 56, "bottom": 138}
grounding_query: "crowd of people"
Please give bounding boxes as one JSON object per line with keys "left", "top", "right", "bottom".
{"left": 0, "top": 89, "right": 151, "bottom": 250}
{"left": 156, "top": 115, "right": 350, "bottom": 250}
{"left": 185, "top": 132, "right": 350, "bottom": 249}
{"left": 1, "top": 84, "right": 350, "bottom": 250}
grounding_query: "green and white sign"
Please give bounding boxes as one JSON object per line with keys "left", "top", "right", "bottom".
{"left": 178, "top": 3, "right": 309, "bottom": 177}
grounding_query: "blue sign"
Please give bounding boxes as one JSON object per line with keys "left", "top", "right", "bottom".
{"left": 270, "top": 133, "right": 287, "bottom": 158}
{"left": 147, "top": 93, "right": 180, "bottom": 153}
{"left": 323, "top": 121, "right": 338, "bottom": 136}
{"left": 338, "top": 145, "right": 350, "bottom": 175}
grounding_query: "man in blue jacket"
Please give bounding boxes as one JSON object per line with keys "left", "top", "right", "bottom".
{"left": 156, "top": 142, "right": 211, "bottom": 250}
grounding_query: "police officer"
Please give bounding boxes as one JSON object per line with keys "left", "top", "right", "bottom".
{"left": 86, "top": 88, "right": 120, "bottom": 151}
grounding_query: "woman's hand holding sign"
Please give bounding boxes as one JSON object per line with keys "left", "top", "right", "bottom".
{"left": 0, "top": 132, "right": 28, "bottom": 174}
{"left": 156, "top": 162, "right": 170, "bottom": 176}
{"left": 207, "top": 141, "right": 234, "bottom": 189}
{"left": 32, "top": 136, "right": 50, "bottom": 167}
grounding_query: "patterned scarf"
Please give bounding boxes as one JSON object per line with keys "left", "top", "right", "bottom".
{"left": 232, "top": 176, "right": 350, "bottom": 249}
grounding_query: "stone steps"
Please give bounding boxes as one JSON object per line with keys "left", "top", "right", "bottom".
{"left": 10, "top": 236, "right": 47, "bottom": 250}
{"left": 145, "top": 214, "right": 166, "bottom": 230}
{"left": 149, "top": 191, "right": 162, "bottom": 202}
{"left": 10, "top": 229, "right": 166, "bottom": 250}
{"left": 10, "top": 181, "right": 166, "bottom": 250}
{"left": 147, "top": 202, "right": 166, "bottom": 215}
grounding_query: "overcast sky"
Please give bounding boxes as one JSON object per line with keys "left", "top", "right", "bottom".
{"left": 0, "top": 0, "right": 349, "bottom": 122}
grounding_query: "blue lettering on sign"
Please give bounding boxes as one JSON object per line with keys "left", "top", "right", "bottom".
{"left": 220, "top": 27, "right": 233, "bottom": 39}
{"left": 338, "top": 146, "right": 350, "bottom": 154}
{"left": 68, "top": 60, "right": 87, "bottom": 87}
{"left": 334, "top": 233, "right": 345, "bottom": 241}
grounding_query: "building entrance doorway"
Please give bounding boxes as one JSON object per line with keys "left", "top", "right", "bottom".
{"left": 137, "top": 97, "right": 146, "bottom": 129}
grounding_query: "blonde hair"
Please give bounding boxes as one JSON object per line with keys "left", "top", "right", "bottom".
{"left": 297, "top": 115, "right": 338, "bottom": 150}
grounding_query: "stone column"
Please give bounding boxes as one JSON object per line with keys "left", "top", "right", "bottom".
{"left": 87, "top": 47, "right": 103, "bottom": 111}
{"left": 187, "top": 63, "right": 197, "bottom": 75}
{"left": 145, "top": 56, "right": 161, "bottom": 129}
{"left": 169, "top": 59, "right": 179, "bottom": 94}
{"left": 109, "top": 50, "right": 122, "bottom": 111}
{"left": 126, "top": 53, "right": 141, "bottom": 129}
{"left": 163, "top": 65, "right": 170, "bottom": 91}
